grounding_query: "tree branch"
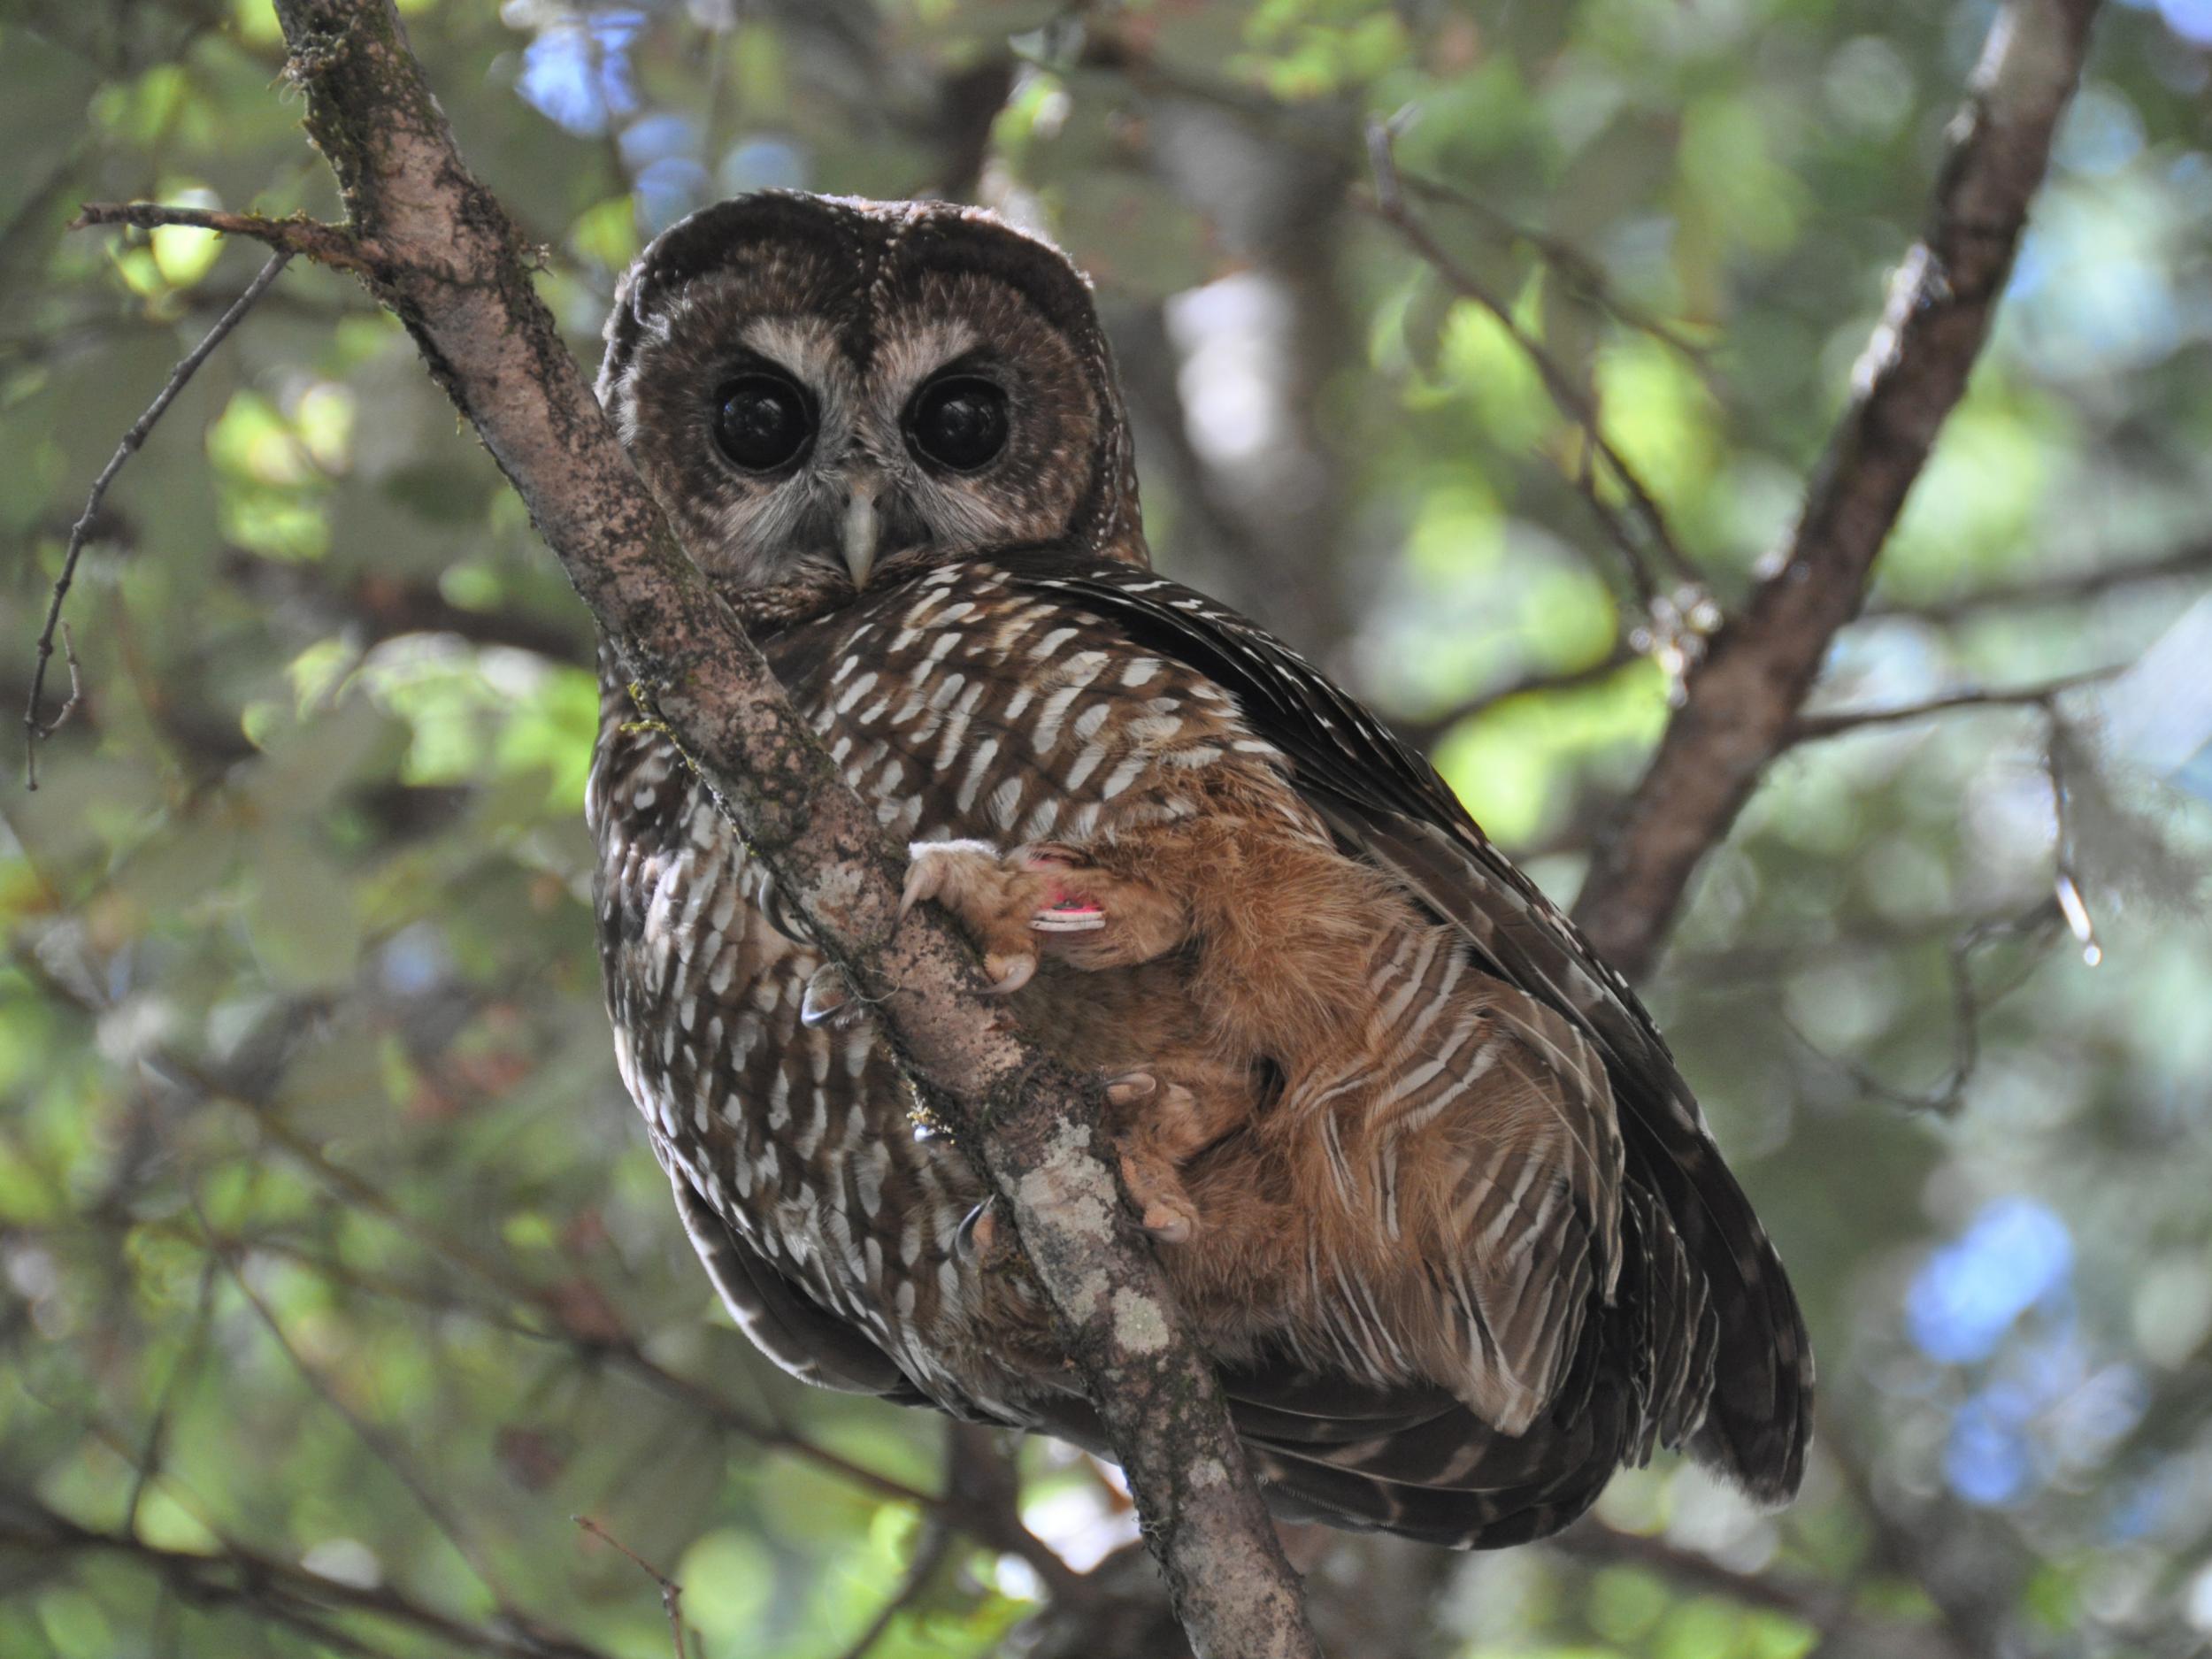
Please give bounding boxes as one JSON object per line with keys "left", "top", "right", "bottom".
{"left": 1865, "top": 537, "right": 2212, "bottom": 622}
{"left": 70, "top": 202, "right": 369, "bottom": 271}
{"left": 1786, "top": 664, "right": 2118, "bottom": 741}
{"left": 215, "top": 3, "right": 1321, "bottom": 1654}
{"left": 23, "top": 250, "right": 292, "bottom": 787}
{"left": 1571, "top": 0, "right": 2103, "bottom": 979}
{"left": 0, "top": 1487, "right": 623, "bottom": 1659}
{"left": 1364, "top": 125, "right": 1701, "bottom": 611}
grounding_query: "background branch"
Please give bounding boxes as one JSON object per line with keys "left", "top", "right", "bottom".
{"left": 1571, "top": 0, "right": 2105, "bottom": 979}
{"left": 23, "top": 249, "right": 291, "bottom": 787}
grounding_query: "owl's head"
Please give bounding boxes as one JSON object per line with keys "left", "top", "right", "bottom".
{"left": 599, "top": 192, "right": 1145, "bottom": 594}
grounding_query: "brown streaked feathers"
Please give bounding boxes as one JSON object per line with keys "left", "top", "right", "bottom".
{"left": 588, "top": 191, "right": 1812, "bottom": 1548}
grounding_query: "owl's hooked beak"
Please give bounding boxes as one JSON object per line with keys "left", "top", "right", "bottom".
{"left": 842, "top": 485, "right": 881, "bottom": 588}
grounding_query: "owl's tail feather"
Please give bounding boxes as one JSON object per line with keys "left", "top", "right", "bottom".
{"left": 1228, "top": 1340, "right": 1640, "bottom": 1549}
{"left": 1619, "top": 1103, "right": 1813, "bottom": 1505}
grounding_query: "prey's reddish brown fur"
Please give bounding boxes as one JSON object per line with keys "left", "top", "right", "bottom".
{"left": 911, "top": 764, "right": 1618, "bottom": 1436}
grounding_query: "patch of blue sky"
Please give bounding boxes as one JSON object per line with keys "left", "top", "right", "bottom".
{"left": 719, "top": 137, "right": 809, "bottom": 196}
{"left": 2154, "top": 0, "right": 2212, "bottom": 45}
{"left": 1944, "top": 1331, "right": 2148, "bottom": 1509}
{"left": 1947, "top": 1386, "right": 2038, "bottom": 1505}
{"left": 636, "top": 157, "right": 713, "bottom": 234}
{"left": 620, "top": 112, "right": 697, "bottom": 169}
{"left": 518, "top": 9, "right": 644, "bottom": 137}
{"left": 2054, "top": 84, "right": 2147, "bottom": 177}
{"left": 2113, "top": 0, "right": 2212, "bottom": 43}
{"left": 1907, "top": 1196, "right": 2073, "bottom": 1365}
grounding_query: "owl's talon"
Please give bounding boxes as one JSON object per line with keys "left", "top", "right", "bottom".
{"left": 801, "top": 964, "right": 859, "bottom": 1028}
{"left": 1142, "top": 1201, "right": 1196, "bottom": 1245}
{"left": 1104, "top": 1071, "right": 1159, "bottom": 1108}
{"left": 981, "top": 952, "right": 1037, "bottom": 995}
{"left": 1102, "top": 1073, "right": 1210, "bottom": 1242}
{"left": 955, "top": 1201, "right": 992, "bottom": 1260}
{"left": 956, "top": 1199, "right": 1018, "bottom": 1270}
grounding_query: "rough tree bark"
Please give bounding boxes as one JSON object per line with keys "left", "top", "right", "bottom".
{"left": 201, "top": 3, "right": 1325, "bottom": 1655}
{"left": 1573, "top": 0, "right": 2104, "bottom": 979}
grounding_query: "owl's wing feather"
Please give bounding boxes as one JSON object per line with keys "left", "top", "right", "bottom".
{"left": 665, "top": 1161, "right": 932, "bottom": 1403}
{"left": 1008, "top": 555, "right": 1810, "bottom": 1505}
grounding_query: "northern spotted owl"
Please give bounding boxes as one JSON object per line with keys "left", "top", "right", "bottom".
{"left": 588, "top": 191, "right": 1811, "bottom": 1546}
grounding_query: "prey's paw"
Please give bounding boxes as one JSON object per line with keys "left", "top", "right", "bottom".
{"left": 902, "top": 838, "right": 1186, "bottom": 980}
{"left": 1014, "top": 844, "right": 1186, "bottom": 970}
{"left": 1017, "top": 843, "right": 1109, "bottom": 936}
{"left": 1105, "top": 1071, "right": 1202, "bottom": 1244}
{"left": 902, "top": 840, "right": 1041, "bottom": 995}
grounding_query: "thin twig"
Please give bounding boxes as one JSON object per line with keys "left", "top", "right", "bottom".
{"left": 1781, "top": 899, "right": 2062, "bottom": 1116}
{"left": 23, "top": 250, "right": 292, "bottom": 787}
{"left": 572, "top": 1516, "right": 696, "bottom": 1659}
{"left": 1394, "top": 641, "right": 1643, "bottom": 751}
{"left": 122, "top": 1256, "right": 220, "bottom": 1536}
{"left": 2043, "top": 707, "right": 2103, "bottom": 967}
{"left": 1866, "top": 540, "right": 2212, "bottom": 621}
{"left": 1390, "top": 169, "right": 1716, "bottom": 364}
{"left": 831, "top": 1522, "right": 955, "bottom": 1659}
{"left": 1365, "top": 119, "right": 1703, "bottom": 607}
{"left": 1552, "top": 1521, "right": 1968, "bottom": 1659}
{"left": 0, "top": 1487, "right": 625, "bottom": 1659}
{"left": 198, "top": 1209, "right": 520, "bottom": 1614}
{"left": 1787, "top": 664, "right": 2120, "bottom": 741}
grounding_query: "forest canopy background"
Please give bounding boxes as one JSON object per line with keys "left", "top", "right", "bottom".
{"left": 4, "top": 3, "right": 2212, "bottom": 1658}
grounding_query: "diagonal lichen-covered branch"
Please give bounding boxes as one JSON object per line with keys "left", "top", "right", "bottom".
{"left": 146, "top": 3, "right": 1322, "bottom": 1655}
{"left": 1572, "top": 0, "right": 2104, "bottom": 979}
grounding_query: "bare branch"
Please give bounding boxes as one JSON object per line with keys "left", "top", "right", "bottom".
{"left": 1364, "top": 122, "right": 1702, "bottom": 610}
{"left": 71, "top": 202, "right": 368, "bottom": 270}
{"left": 204, "top": 1217, "right": 519, "bottom": 1612}
{"left": 1548, "top": 1522, "right": 1968, "bottom": 1659}
{"left": 1393, "top": 641, "right": 1643, "bottom": 752}
{"left": 1865, "top": 538, "right": 2212, "bottom": 621}
{"left": 0, "top": 1487, "right": 624, "bottom": 1659}
{"left": 572, "top": 1516, "right": 696, "bottom": 1659}
{"left": 1787, "top": 664, "right": 2119, "bottom": 741}
{"left": 23, "top": 250, "right": 292, "bottom": 787}
{"left": 828, "top": 1517, "right": 955, "bottom": 1659}
{"left": 1572, "top": 0, "right": 2104, "bottom": 979}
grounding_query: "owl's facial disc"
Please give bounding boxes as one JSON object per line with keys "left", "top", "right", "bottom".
{"left": 602, "top": 193, "right": 1141, "bottom": 590}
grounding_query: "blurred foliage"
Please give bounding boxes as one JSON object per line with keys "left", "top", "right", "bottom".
{"left": 5, "top": 2, "right": 2212, "bottom": 1656}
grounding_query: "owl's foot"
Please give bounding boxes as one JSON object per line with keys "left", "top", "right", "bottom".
{"left": 902, "top": 839, "right": 1186, "bottom": 992}
{"left": 955, "top": 1197, "right": 1022, "bottom": 1271}
{"left": 1105, "top": 1071, "right": 1202, "bottom": 1244}
{"left": 800, "top": 962, "right": 864, "bottom": 1028}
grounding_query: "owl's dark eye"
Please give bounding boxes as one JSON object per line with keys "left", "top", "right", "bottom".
{"left": 711, "top": 373, "right": 813, "bottom": 472}
{"left": 907, "top": 377, "right": 1009, "bottom": 472}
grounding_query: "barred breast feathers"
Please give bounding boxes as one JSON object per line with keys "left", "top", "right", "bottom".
{"left": 588, "top": 548, "right": 1810, "bottom": 1544}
